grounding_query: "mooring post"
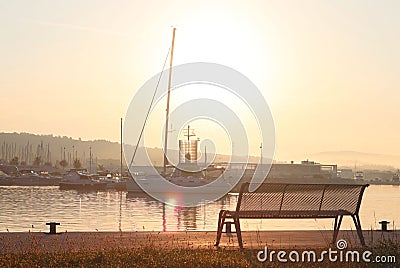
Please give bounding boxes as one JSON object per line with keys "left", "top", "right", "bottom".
{"left": 378, "top": 220, "right": 390, "bottom": 231}
{"left": 46, "top": 222, "right": 60, "bottom": 234}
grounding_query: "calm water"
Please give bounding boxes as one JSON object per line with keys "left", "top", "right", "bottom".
{"left": 0, "top": 185, "right": 399, "bottom": 232}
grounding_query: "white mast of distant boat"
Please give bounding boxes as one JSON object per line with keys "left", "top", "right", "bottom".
{"left": 120, "top": 117, "right": 123, "bottom": 179}
{"left": 163, "top": 27, "right": 176, "bottom": 175}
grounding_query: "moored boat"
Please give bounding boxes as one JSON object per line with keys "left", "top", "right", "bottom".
{"left": 59, "top": 171, "right": 107, "bottom": 190}
{"left": 96, "top": 173, "right": 127, "bottom": 191}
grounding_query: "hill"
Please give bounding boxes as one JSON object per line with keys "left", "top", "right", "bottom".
{"left": 2, "top": 132, "right": 398, "bottom": 170}
{"left": 308, "top": 151, "right": 400, "bottom": 170}
{"left": 0, "top": 132, "right": 261, "bottom": 169}
{"left": 0, "top": 132, "right": 122, "bottom": 168}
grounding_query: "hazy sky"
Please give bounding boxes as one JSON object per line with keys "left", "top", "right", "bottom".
{"left": 1, "top": 1, "right": 399, "bottom": 160}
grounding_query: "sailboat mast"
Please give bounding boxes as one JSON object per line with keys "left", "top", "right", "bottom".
{"left": 163, "top": 27, "right": 176, "bottom": 174}
{"left": 120, "top": 117, "right": 123, "bottom": 179}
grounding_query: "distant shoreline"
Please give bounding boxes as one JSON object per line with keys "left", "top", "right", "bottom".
{"left": 0, "top": 177, "right": 399, "bottom": 187}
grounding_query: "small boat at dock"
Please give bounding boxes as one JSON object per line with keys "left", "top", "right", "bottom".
{"left": 95, "top": 173, "right": 127, "bottom": 191}
{"left": 59, "top": 171, "right": 107, "bottom": 190}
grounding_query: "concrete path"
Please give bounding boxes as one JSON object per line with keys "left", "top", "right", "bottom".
{"left": 1, "top": 230, "right": 398, "bottom": 253}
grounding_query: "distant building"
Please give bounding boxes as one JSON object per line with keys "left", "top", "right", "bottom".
{"left": 338, "top": 168, "right": 353, "bottom": 179}
{"left": 267, "top": 161, "right": 337, "bottom": 179}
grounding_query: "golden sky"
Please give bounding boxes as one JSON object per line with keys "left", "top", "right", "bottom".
{"left": 1, "top": 1, "right": 399, "bottom": 160}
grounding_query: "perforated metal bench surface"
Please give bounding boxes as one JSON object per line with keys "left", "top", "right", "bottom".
{"left": 215, "top": 183, "right": 369, "bottom": 249}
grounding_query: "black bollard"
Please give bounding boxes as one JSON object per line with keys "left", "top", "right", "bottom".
{"left": 378, "top": 221, "right": 390, "bottom": 231}
{"left": 46, "top": 222, "right": 60, "bottom": 234}
{"left": 224, "top": 222, "right": 235, "bottom": 234}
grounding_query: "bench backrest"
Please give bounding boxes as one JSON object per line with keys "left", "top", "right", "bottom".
{"left": 236, "top": 183, "right": 369, "bottom": 215}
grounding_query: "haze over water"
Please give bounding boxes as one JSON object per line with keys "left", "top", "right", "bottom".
{"left": 1, "top": 1, "right": 400, "bottom": 160}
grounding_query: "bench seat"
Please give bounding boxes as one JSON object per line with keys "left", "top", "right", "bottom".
{"left": 220, "top": 209, "right": 354, "bottom": 219}
{"left": 215, "top": 182, "right": 369, "bottom": 249}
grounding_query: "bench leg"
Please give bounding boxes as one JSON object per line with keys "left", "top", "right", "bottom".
{"left": 215, "top": 210, "right": 226, "bottom": 247}
{"left": 352, "top": 215, "right": 366, "bottom": 246}
{"left": 234, "top": 216, "right": 243, "bottom": 249}
{"left": 332, "top": 215, "right": 343, "bottom": 244}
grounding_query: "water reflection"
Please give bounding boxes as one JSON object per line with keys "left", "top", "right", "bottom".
{"left": 0, "top": 185, "right": 398, "bottom": 232}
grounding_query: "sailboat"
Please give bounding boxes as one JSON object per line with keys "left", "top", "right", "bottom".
{"left": 125, "top": 28, "right": 225, "bottom": 193}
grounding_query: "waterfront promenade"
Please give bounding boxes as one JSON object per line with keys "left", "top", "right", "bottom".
{"left": 1, "top": 230, "right": 399, "bottom": 253}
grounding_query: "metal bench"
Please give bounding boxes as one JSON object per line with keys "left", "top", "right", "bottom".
{"left": 215, "top": 182, "right": 369, "bottom": 249}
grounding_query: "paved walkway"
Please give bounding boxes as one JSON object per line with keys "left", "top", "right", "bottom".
{"left": 1, "top": 230, "right": 399, "bottom": 253}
